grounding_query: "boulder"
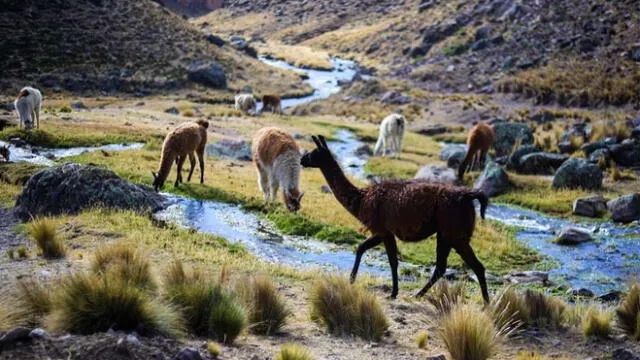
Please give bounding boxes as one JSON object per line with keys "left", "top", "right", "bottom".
{"left": 492, "top": 122, "right": 534, "bottom": 156}
{"left": 205, "top": 139, "right": 251, "bottom": 161}
{"left": 380, "top": 91, "right": 411, "bottom": 105}
{"left": 205, "top": 34, "right": 225, "bottom": 47}
{"left": 518, "top": 152, "right": 568, "bottom": 175}
{"left": 186, "top": 61, "right": 227, "bottom": 89}
{"left": 15, "top": 164, "right": 166, "bottom": 221}
{"left": 164, "top": 107, "right": 180, "bottom": 115}
{"left": 412, "top": 124, "right": 448, "bottom": 136}
{"left": 566, "top": 288, "right": 595, "bottom": 298}
{"left": 609, "top": 141, "right": 640, "bottom": 167}
{"left": 354, "top": 144, "right": 372, "bottom": 156}
{"left": 473, "top": 161, "right": 509, "bottom": 197}
{"left": 70, "top": 101, "right": 86, "bottom": 109}
{"left": 552, "top": 158, "right": 603, "bottom": 190}
{"left": 506, "top": 145, "right": 538, "bottom": 171}
{"left": 0, "top": 327, "right": 32, "bottom": 347}
{"left": 607, "top": 194, "right": 640, "bottom": 223}
{"left": 439, "top": 145, "right": 466, "bottom": 162}
{"left": 557, "top": 141, "right": 574, "bottom": 154}
{"left": 554, "top": 227, "right": 594, "bottom": 245}
{"left": 414, "top": 165, "right": 459, "bottom": 186}
{"left": 572, "top": 195, "right": 607, "bottom": 218}
{"left": 581, "top": 138, "right": 616, "bottom": 156}
{"left": 588, "top": 148, "right": 610, "bottom": 164}
{"left": 613, "top": 348, "right": 640, "bottom": 360}
{"left": 598, "top": 291, "right": 621, "bottom": 302}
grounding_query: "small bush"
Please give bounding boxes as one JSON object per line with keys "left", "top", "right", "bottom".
{"left": 309, "top": 275, "right": 389, "bottom": 341}
{"left": 28, "top": 217, "right": 65, "bottom": 259}
{"left": 208, "top": 293, "right": 246, "bottom": 344}
{"left": 276, "top": 344, "right": 314, "bottom": 360}
{"left": 59, "top": 105, "right": 72, "bottom": 113}
{"left": 237, "top": 275, "right": 291, "bottom": 335}
{"left": 49, "top": 272, "right": 182, "bottom": 337}
{"left": 17, "top": 246, "right": 28, "bottom": 259}
{"left": 617, "top": 283, "right": 640, "bottom": 340}
{"left": 492, "top": 287, "right": 529, "bottom": 331}
{"left": 207, "top": 342, "right": 222, "bottom": 358}
{"left": 440, "top": 303, "right": 507, "bottom": 360}
{"left": 425, "top": 281, "right": 466, "bottom": 315}
{"left": 581, "top": 306, "right": 612, "bottom": 339}
{"left": 182, "top": 110, "right": 195, "bottom": 117}
{"left": 523, "top": 290, "right": 565, "bottom": 328}
{"left": 416, "top": 330, "right": 429, "bottom": 349}
{"left": 14, "top": 278, "right": 52, "bottom": 327}
{"left": 91, "top": 243, "right": 155, "bottom": 290}
{"left": 6, "top": 249, "right": 14, "bottom": 259}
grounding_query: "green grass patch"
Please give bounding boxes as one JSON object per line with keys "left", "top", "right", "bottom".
{"left": 0, "top": 129, "right": 146, "bottom": 149}
{"left": 0, "top": 162, "right": 46, "bottom": 186}
{"left": 432, "top": 133, "right": 467, "bottom": 144}
{"left": 266, "top": 211, "right": 365, "bottom": 245}
{"left": 364, "top": 157, "right": 418, "bottom": 179}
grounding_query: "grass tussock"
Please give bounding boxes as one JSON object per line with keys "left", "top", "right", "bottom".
{"left": 616, "top": 283, "right": 640, "bottom": 340}
{"left": 12, "top": 278, "right": 53, "bottom": 327}
{"left": 236, "top": 275, "right": 291, "bottom": 335}
{"left": 492, "top": 287, "right": 529, "bottom": 331}
{"left": 27, "top": 217, "right": 65, "bottom": 259}
{"left": 425, "top": 281, "right": 466, "bottom": 315}
{"left": 416, "top": 330, "right": 429, "bottom": 349}
{"left": 91, "top": 242, "right": 156, "bottom": 290}
{"left": 309, "top": 275, "right": 389, "bottom": 341}
{"left": 276, "top": 344, "right": 315, "bottom": 360}
{"left": 207, "top": 342, "right": 222, "bottom": 358}
{"left": 523, "top": 290, "right": 566, "bottom": 328}
{"left": 581, "top": 305, "right": 613, "bottom": 339}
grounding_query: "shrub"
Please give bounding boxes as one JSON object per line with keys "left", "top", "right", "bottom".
{"left": 207, "top": 342, "right": 222, "bottom": 358}
{"left": 425, "top": 281, "right": 466, "bottom": 315}
{"left": 28, "top": 217, "right": 65, "bottom": 259}
{"left": 59, "top": 106, "right": 72, "bottom": 113}
{"left": 49, "top": 272, "right": 182, "bottom": 337}
{"left": 617, "top": 283, "right": 640, "bottom": 340}
{"left": 581, "top": 306, "right": 612, "bottom": 338}
{"left": 237, "top": 275, "right": 291, "bottom": 335}
{"left": 14, "top": 278, "right": 52, "bottom": 327}
{"left": 91, "top": 243, "right": 156, "bottom": 290}
{"left": 416, "top": 330, "right": 428, "bottom": 349}
{"left": 309, "top": 275, "right": 389, "bottom": 341}
{"left": 523, "top": 290, "right": 565, "bottom": 328}
{"left": 17, "top": 246, "right": 28, "bottom": 259}
{"left": 182, "top": 110, "right": 195, "bottom": 117}
{"left": 276, "top": 344, "right": 314, "bottom": 360}
{"left": 208, "top": 293, "right": 246, "bottom": 344}
{"left": 440, "top": 303, "right": 508, "bottom": 360}
{"left": 492, "top": 287, "right": 529, "bottom": 331}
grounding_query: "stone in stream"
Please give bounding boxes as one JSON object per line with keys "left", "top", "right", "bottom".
{"left": 473, "top": 161, "right": 509, "bottom": 197}
{"left": 492, "top": 122, "right": 534, "bottom": 156}
{"left": 554, "top": 227, "right": 594, "bottom": 245}
{"left": 205, "top": 139, "right": 251, "bottom": 161}
{"left": 607, "top": 194, "right": 640, "bottom": 223}
{"left": 15, "top": 164, "right": 166, "bottom": 221}
{"left": 517, "top": 152, "right": 568, "bottom": 175}
{"left": 572, "top": 195, "right": 607, "bottom": 218}
{"left": 414, "top": 165, "right": 459, "bottom": 186}
{"left": 552, "top": 158, "right": 603, "bottom": 190}
{"left": 504, "top": 271, "right": 549, "bottom": 285}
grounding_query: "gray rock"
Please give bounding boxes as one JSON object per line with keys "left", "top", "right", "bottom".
{"left": 3, "top": 102, "right": 15, "bottom": 111}
{"left": 439, "top": 145, "right": 466, "bottom": 161}
{"left": 206, "top": 34, "right": 225, "bottom": 47}
{"left": 504, "top": 271, "right": 549, "bottom": 285}
{"left": 70, "top": 101, "right": 86, "bottom": 109}
{"left": 473, "top": 161, "right": 509, "bottom": 197}
{"left": 557, "top": 141, "right": 574, "bottom": 154}
{"left": 552, "top": 158, "right": 603, "bottom": 190}
{"left": 582, "top": 138, "right": 616, "bottom": 156}
{"left": 164, "top": 107, "right": 180, "bottom": 115}
{"left": 507, "top": 145, "right": 538, "bottom": 171}
{"left": 555, "top": 227, "right": 594, "bottom": 245}
{"left": 518, "top": 152, "right": 568, "bottom": 175}
{"left": 492, "top": 122, "right": 534, "bottom": 156}
{"left": 415, "top": 165, "right": 459, "bottom": 186}
{"left": 588, "top": 148, "right": 610, "bottom": 164}
{"left": 28, "top": 328, "right": 48, "bottom": 339}
{"left": 613, "top": 348, "right": 640, "bottom": 360}
{"left": 187, "top": 61, "right": 227, "bottom": 89}
{"left": 380, "top": 91, "right": 411, "bottom": 105}
{"left": 320, "top": 185, "right": 332, "bottom": 194}
{"left": 598, "top": 291, "right": 622, "bottom": 302}
{"left": 15, "top": 164, "right": 166, "bottom": 221}
{"left": 607, "top": 194, "right": 640, "bottom": 223}
{"left": 0, "top": 327, "right": 31, "bottom": 347}
{"left": 354, "top": 144, "right": 372, "bottom": 156}
{"left": 573, "top": 195, "right": 607, "bottom": 218}
{"left": 174, "top": 348, "right": 203, "bottom": 360}
{"left": 205, "top": 139, "right": 251, "bottom": 161}
{"left": 412, "top": 124, "right": 447, "bottom": 136}
{"left": 609, "top": 141, "right": 640, "bottom": 167}
{"left": 566, "top": 287, "right": 595, "bottom": 298}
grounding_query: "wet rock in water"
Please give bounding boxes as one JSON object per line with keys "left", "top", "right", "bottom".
{"left": 607, "top": 194, "right": 640, "bottom": 223}
{"left": 71, "top": 101, "right": 86, "bottom": 109}
{"left": 507, "top": 145, "right": 538, "bottom": 171}
{"left": 609, "top": 141, "right": 640, "bottom": 167}
{"left": 414, "top": 165, "right": 459, "bottom": 186}
{"left": 504, "top": 271, "right": 549, "bottom": 285}
{"left": 566, "top": 287, "right": 595, "bottom": 298}
{"left": 164, "top": 107, "right": 180, "bottom": 115}
{"left": 555, "top": 227, "right": 594, "bottom": 245}
{"left": 598, "top": 291, "right": 622, "bottom": 302}
{"left": 320, "top": 185, "right": 332, "bottom": 194}
{"left": 205, "top": 139, "right": 251, "bottom": 161}
{"left": 0, "top": 327, "right": 31, "bottom": 347}
{"left": 588, "top": 148, "right": 610, "bottom": 164}
{"left": 354, "top": 144, "right": 372, "bottom": 156}
{"left": 613, "top": 348, "right": 640, "bottom": 360}
{"left": 552, "top": 158, "right": 603, "bottom": 190}
{"left": 573, "top": 195, "right": 607, "bottom": 218}
{"left": 28, "top": 328, "right": 49, "bottom": 339}
{"left": 473, "top": 161, "right": 509, "bottom": 197}
{"left": 518, "top": 152, "right": 568, "bottom": 175}
{"left": 492, "top": 122, "right": 534, "bottom": 156}
{"left": 15, "top": 164, "right": 166, "bottom": 221}
{"left": 174, "top": 347, "right": 203, "bottom": 360}
{"left": 186, "top": 61, "right": 227, "bottom": 89}
{"left": 412, "top": 124, "right": 447, "bottom": 136}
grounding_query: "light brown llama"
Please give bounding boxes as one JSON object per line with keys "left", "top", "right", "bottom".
{"left": 458, "top": 122, "right": 495, "bottom": 180}
{"left": 301, "top": 135, "right": 490, "bottom": 302}
{"left": 152, "top": 119, "right": 208, "bottom": 191}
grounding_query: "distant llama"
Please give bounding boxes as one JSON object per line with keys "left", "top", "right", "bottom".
{"left": 252, "top": 127, "right": 304, "bottom": 212}
{"left": 262, "top": 94, "right": 282, "bottom": 115}
{"left": 14, "top": 87, "right": 42, "bottom": 130}
{"left": 152, "top": 119, "right": 209, "bottom": 191}
{"left": 235, "top": 94, "right": 257, "bottom": 115}
{"left": 458, "top": 122, "right": 495, "bottom": 180}
{"left": 373, "top": 113, "right": 405, "bottom": 158}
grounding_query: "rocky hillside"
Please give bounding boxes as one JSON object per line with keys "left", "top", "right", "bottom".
{"left": 200, "top": 0, "right": 640, "bottom": 107}
{"left": 0, "top": 0, "right": 308, "bottom": 96}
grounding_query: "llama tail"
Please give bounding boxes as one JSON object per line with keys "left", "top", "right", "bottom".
{"left": 465, "top": 190, "right": 489, "bottom": 220}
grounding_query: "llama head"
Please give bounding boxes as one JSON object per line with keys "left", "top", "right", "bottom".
{"left": 300, "top": 135, "right": 333, "bottom": 168}
{"left": 284, "top": 190, "right": 304, "bottom": 212}
{"left": 151, "top": 171, "right": 164, "bottom": 192}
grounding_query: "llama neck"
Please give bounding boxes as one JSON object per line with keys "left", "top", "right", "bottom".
{"left": 157, "top": 148, "right": 176, "bottom": 184}
{"left": 320, "top": 158, "right": 362, "bottom": 216}
{"left": 274, "top": 150, "right": 301, "bottom": 197}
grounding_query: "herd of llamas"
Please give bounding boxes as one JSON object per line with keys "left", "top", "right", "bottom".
{"left": 8, "top": 86, "right": 497, "bottom": 301}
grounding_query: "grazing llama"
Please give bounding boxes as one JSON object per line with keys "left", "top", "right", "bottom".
{"left": 458, "top": 122, "right": 495, "bottom": 180}
{"left": 262, "top": 94, "right": 283, "bottom": 115}
{"left": 235, "top": 94, "right": 257, "bottom": 115}
{"left": 152, "top": 119, "right": 208, "bottom": 191}
{"left": 301, "top": 135, "right": 490, "bottom": 302}
{"left": 252, "top": 127, "right": 304, "bottom": 212}
{"left": 14, "top": 87, "right": 42, "bottom": 130}
{"left": 373, "top": 113, "right": 405, "bottom": 157}
{"left": 0, "top": 146, "right": 9, "bottom": 162}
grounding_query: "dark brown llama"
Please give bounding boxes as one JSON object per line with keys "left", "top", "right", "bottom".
{"left": 301, "top": 135, "right": 490, "bottom": 302}
{"left": 262, "top": 94, "right": 282, "bottom": 115}
{"left": 458, "top": 122, "right": 495, "bottom": 180}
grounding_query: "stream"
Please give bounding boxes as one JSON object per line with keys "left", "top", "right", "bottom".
{"left": 0, "top": 140, "right": 144, "bottom": 166}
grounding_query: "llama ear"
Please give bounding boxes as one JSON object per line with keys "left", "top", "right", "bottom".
{"left": 311, "top": 135, "right": 322, "bottom": 149}
{"left": 318, "top": 135, "right": 328, "bottom": 149}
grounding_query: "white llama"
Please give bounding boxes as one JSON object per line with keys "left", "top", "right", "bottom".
{"left": 14, "top": 87, "right": 42, "bottom": 130}
{"left": 373, "top": 113, "right": 405, "bottom": 157}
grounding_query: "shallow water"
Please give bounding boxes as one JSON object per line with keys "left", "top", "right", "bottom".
{"left": 257, "top": 56, "right": 360, "bottom": 110}
{"left": 0, "top": 141, "right": 144, "bottom": 166}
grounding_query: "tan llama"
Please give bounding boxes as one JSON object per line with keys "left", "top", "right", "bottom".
{"left": 252, "top": 127, "right": 304, "bottom": 212}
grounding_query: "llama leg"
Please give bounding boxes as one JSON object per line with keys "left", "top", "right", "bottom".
{"left": 415, "top": 241, "right": 451, "bottom": 297}
{"left": 270, "top": 179, "right": 279, "bottom": 203}
{"left": 36, "top": 104, "right": 40, "bottom": 129}
{"left": 198, "top": 150, "right": 205, "bottom": 184}
{"left": 457, "top": 150, "right": 474, "bottom": 180}
{"left": 480, "top": 149, "right": 488, "bottom": 169}
{"left": 175, "top": 156, "right": 186, "bottom": 187}
{"left": 350, "top": 235, "right": 383, "bottom": 283}
{"left": 383, "top": 235, "right": 399, "bottom": 299}
{"left": 455, "top": 242, "right": 489, "bottom": 303}
{"left": 187, "top": 153, "right": 196, "bottom": 182}
{"left": 175, "top": 156, "right": 183, "bottom": 184}
{"left": 256, "top": 166, "right": 270, "bottom": 202}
